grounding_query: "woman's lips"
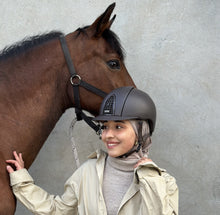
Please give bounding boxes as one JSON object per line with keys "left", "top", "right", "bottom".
{"left": 106, "top": 142, "right": 119, "bottom": 149}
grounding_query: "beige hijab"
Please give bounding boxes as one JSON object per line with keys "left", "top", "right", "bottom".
{"left": 129, "top": 120, "right": 152, "bottom": 158}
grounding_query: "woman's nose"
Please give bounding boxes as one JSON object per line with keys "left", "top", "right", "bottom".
{"left": 104, "top": 128, "right": 114, "bottom": 138}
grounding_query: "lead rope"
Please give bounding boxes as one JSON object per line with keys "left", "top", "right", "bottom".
{"left": 69, "top": 117, "right": 80, "bottom": 168}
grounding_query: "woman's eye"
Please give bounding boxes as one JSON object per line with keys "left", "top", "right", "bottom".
{"left": 116, "top": 125, "right": 122, "bottom": 129}
{"left": 107, "top": 60, "right": 120, "bottom": 70}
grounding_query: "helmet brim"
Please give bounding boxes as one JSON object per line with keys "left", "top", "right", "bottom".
{"left": 93, "top": 115, "right": 138, "bottom": 122}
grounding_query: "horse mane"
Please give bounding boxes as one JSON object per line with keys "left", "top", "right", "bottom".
{"left": 0, "top": 31, "right": 63, "bottom": 61}
{"left": 76, "top": 26, "right": 125, "bottom": 61}
{"left": 0, "top": 27, "right": 125, "bottom": 61}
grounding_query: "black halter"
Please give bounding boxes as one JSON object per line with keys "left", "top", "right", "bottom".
{"left": 59, "top": 35, "right": 107, "bottom": 133}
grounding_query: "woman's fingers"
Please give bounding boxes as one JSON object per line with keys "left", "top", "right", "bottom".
{"left": 19, "top": 152, "right": 24, "bottom": 162}
{"left": 6, "top": 151, "right": 25, "bottom": 172}
{"left": 6, "top": 159, "right": 20, "bottom": 170}
{"left": 134, "top": 157, "right": 152, "bottom": 168}
{"left": 13, "top": 151, "right": 24, "bottom": 167}
{"left": 13, "top": 151, "right": 20, "bottom": 161}
{"left": 6, "top": 159, "right": 17, "bottom": 165}
{"left": 6, "top": 165, "right": 14, "bottom": 174}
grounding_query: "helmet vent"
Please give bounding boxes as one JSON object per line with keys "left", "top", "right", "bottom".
{"left": 103, "top": 95, "right": 115, "bottom": 115}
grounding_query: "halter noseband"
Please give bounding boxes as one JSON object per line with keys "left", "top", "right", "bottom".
{"left": 59, "top": 35, "right": 107, "bottom": 133}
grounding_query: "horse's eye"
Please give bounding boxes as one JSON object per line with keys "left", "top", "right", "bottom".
{"left": 107, "top": 60, "right": 120, "bottom": 70}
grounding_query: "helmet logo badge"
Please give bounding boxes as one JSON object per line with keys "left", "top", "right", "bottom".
{"left": 103, "top": 95, "right": 115, "bottom": 115}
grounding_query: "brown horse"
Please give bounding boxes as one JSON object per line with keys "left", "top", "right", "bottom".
{"left": 0, "top": 3, "right": 135, "bottom": 214}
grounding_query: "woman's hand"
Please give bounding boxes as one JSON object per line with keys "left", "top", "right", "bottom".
{"left": 6, "top": 151, "right": 24, "bottom": 173}
{"left": 134, "top": 157, "right": 152, "bottom": 168}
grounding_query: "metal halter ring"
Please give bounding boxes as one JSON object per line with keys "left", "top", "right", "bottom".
{"left": 70, "top": 75, "right": 81, "bottom": 86}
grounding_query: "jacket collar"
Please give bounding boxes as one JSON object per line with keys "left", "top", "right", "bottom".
{"left": 88, "top": 149, "right": 107, "bottom": 160}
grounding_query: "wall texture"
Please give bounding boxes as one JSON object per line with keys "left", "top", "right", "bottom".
{"left": 0, "top": 0, "right": 219, "bottom": 214}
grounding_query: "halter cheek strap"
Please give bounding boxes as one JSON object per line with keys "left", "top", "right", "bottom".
{"left": 59, "top": 35, "right": 107, "bottom": 134}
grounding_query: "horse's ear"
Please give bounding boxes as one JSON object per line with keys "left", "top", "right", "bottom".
{"left": 90, "top": 3, "right": 116, "bottom": 38}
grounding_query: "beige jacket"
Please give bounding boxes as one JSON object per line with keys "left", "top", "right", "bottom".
{"left": 10, "top": 150, "right": 178, "bottom": 215}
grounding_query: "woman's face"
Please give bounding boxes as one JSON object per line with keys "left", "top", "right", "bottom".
{"left": 101, "top": 120, "right": 137, "bottom": 157}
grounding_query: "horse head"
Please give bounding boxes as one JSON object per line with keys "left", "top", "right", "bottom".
{"left": 64, "top": 3, "right": 135, "bottom": 116}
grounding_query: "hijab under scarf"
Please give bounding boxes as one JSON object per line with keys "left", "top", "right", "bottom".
{"left": 128, "top": 120, "right": 152, "bottom": 159}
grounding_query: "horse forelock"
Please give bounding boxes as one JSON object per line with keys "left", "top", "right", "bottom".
{"left": 102, "top": 29, "right": 125, "bottom": 61}
{"left": 76, "top": 26, "right": 125, "bottom": 61}
{"left": 0, "top": 31, "right": 63, "bottom": 61}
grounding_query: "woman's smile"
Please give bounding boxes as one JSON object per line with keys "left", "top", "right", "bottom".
{"left": 106, "top": 141, "right": 120, "bottom": 149}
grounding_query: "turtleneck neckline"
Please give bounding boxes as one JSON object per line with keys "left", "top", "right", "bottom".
{"left": 107, "top": 155, "right": 139, "bottom": 172}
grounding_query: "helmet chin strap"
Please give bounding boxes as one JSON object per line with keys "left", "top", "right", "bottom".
{"left": 118, "top": 121, "right": 144, "bottom": 158}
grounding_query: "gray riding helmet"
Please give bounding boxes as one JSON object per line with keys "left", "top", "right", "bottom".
{"left": 93, "top": 86, "right": 156, "bottom": 134}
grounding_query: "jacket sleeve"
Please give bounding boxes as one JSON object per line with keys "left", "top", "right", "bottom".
{"left": 10, "top": 169, "right": 78, "bottom": 215}
{"left": 136, "top": 163, "right": 179, "bottom": 215}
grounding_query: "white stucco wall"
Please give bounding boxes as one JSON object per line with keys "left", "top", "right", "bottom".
{"left": 0, "top": 0, "right": 219, "bottom": 214}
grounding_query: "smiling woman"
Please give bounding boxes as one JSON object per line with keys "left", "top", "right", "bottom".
{"left": 6, "top": 86, "right": 178, "bottom": 215}
{"left": 93, "top": 86, "right": 178, "bottom": 215}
